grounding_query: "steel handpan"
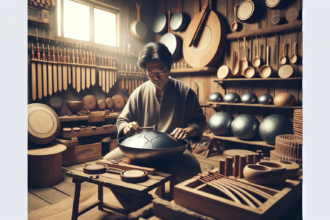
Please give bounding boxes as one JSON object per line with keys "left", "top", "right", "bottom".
{"left": 208, "top": 112, "right": 234, "bottom": 135}
{"left": 231, "top": 114, "right": 259, "bottom": 140}
{"left": 118, "top": 131, "right": 187, "bottom": 165}
{"left": 209, "top": 92, "right": 223, "bottom": 102}
{"left": 258, "top": 94, "right": 273, "bottom": 105}
{"left": 241, "top": 93, "right": 257, "bottom": 104}
{"left": 224, "top": 92, "right": 240, "bottom": 103}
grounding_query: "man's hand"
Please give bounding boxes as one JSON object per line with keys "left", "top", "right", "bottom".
{"left": 170, "top": 127, "right": 197, "bottom": 140}
{"left": 123, "top": 122, "right": 140, "bottom": 136}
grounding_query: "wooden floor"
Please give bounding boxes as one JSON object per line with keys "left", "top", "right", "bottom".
{"left": 28, "top": 152, "right": 301, "bottom": 219}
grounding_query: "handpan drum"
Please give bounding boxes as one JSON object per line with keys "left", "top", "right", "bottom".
{"left": 118, "top": 131, "right": 188, "bottom": 166}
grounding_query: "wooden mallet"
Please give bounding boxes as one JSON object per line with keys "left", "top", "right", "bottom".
{"left": 139, "top": 124, "right": 157, "bottom": 131}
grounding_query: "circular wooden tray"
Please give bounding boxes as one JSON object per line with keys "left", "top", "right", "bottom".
{"left": 120, "top": 170, "right": 148, "bottom": 183}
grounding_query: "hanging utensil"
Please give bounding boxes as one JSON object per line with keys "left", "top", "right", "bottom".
{"left": 232, "top": 39, "right": 240, "bottom": 77}
{"left": 63, "top": 48, "right": 68, "bottom": 90}
{"left": 67, "top": 48, "right": 71, "bottom": 86}
{"left": 106, "top": 57, "right": 110, "bottom": 93}
{"left": 81, "top": 50, "right": 86, "bottom": 90}
{"left": 259, "top": 46, "right": 273, "bottom": 78}
{"left": 237, "top": 0, "right": 261, "bottom": 23}
{"left": 130, "top": 2, "right": 147, "bottom": 40}
{"left": 47, "top": 45, "right": 52, "bottom": 96}
{"left": 53, "top": 47, "right": 57, "bottom": 93}
{"left": 231, "top": 4, "right": 238, "bottom": 31}
{"left": 72, "top": 49, "right": 76, "bottom": 89}
{"left": 76, "top": 49, "right": 81, "bottom": 93}
{"left": 57, "top": 48, "right": 62, "bottom": 91}
{"left": 252, "top": 37, "right": 261, "bottom": 67}
{"left": 170, "top": 0, "right": 187, "bottom": 31}
{"left": 152, "top": 0, "right": 167, "bottom": 34}
{"left": 217, "top": 46, "right": 231, "bottom": 79}
{"left": 243, "top": 38, "right": 256, "bottom": 78}
{"left": 42, "top": 44, "right": 47, "bottom": 97}
{"left": 102, "top": 56, "right": 106, "bottom": 92}
{"left": 290, "top": 42, "right": 298, "bottom": 64}
{"left": 31, "top": 44, "right": 37, "bottom": 101}
{"left": 160, "top": 9, "right": 182, "bottom": 60}
{"left": 86, "top": 51, "right": 90, "bottom": 88}
{"left": 279, "top": 43, "right": 287, "bottom": 65}
{"left": 91, "top": 51, "right": 96, "bottom": 86}
{"left": 37, "top": 43, "right": 43, "bottom": 99}
{"left": 240, "top": 37, "right": 248, "bottom": 76}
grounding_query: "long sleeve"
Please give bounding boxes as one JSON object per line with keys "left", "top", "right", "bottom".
{"left": 185, "top": 89, "right": 207, "bottom": 143}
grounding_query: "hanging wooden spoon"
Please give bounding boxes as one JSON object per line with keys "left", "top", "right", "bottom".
{"left": 240, "top": 37, "right": 248, "bottom": 76}
{"left": 232, "top": 39, "right": 240, "bottom": 77}
{"left": 231, "top": 4, "right": 238, "bottom": 31}
{"left": 252, "top": 38, "right": 260, "bottom": 68}
{"left": 259, "top": 46, "right": 273, "bottom": 78}
{"left": 217, "top": 46, "right": 231, "bottom": 79}
{"left": 244, "top": 38, "right": 256, "bottom": 78}
{"left": 279, "top": 43, "right": 287, "bottom": 65}
{"left": 290, "top": 42, "right": 298, "bottom": 64}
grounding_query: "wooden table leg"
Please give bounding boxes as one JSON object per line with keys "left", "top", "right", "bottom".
{"left": 159, "top": 183, "right": 165, "bottom": 199}
{"left": 130, "top": 194, "right": 142, "bottom": 212}
{"left": 72, "top": 179, "right": 83, "bottom": 220}
{"left": 169, "top": 178, "right": 176, "bottom": 200}
{"left": 98, "top": 184, "right": 103, "bottom": 211}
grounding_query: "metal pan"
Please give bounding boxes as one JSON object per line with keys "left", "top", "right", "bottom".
{"left": 160, "top": 9, "right": 182, "bottom": 60}
{"left": 237, "top": 0, "right": 261, "bottom": 23}
{"left": 130, "top": 2, "right": 147, "bottom": 41}
{"left": 170, "top": 0, "right": 188, "bottom": 32}
{"left": 152, "top": 0, "right": 167, "bottom": 34}
{"left": 266, "top": 0, "right": 291, "bottom": 9}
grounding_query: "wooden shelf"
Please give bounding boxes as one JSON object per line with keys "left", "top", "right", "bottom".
{"left": 60, "top": 125, "right": 117, "bottom": 138}
{"left": 203, "top": 132, "right": 275, "bottom": 148}
{"left": 59, "top": 112, "right": 120, "bottom": 122}
{"left": 171, "top": 67, "right": 217, "bottom": 74}
{"left": 214, "top": 77, "right": 302, "bottom": 83}
{"left": 226, "top": 21, "right": 302, "bottom": 41}
{"left": 207, "top": 101, "right": 302, "bottom": 109}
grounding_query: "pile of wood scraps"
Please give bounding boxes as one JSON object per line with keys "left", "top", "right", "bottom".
{"left": 119, "top": 63, "right": 145, "bottom": 95}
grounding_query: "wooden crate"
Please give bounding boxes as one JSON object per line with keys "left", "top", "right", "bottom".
{"left": 60, "top": 138, "right": 103, "bottom": 166}
{"left": 174, "top": 169, "right": 302, "bottom": 220}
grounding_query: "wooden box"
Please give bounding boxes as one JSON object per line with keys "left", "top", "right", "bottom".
{"left": 174, "top": 169, "right": 302, "bottom": 220}
{"left": 60, "top": 138, "right": 103, "bottom": 166}
{"left": 28, "top": 6, "right": 49, "bottom": 24}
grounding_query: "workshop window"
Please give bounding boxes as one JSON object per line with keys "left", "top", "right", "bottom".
{"left": 57, "top": 0, "right": 118, "bottom": 47}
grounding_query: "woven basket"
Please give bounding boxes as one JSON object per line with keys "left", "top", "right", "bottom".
{"left": 270, "top": 150, "right": 302, "bottom": 166}
{"left": 271, "top": 134, "right": 302, "bottom": 166}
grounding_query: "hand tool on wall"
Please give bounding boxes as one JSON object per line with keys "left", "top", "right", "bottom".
{"left": 31, "top": 44, "right": 37, "bottom": 101}
{"left": 67, "top": 49, "right": 71, "bottom": 85}
{"left": 53, "top": 46, "right": 57, "bottom": 93}
{"left": 91, "top": 51, "right": 96, "bottom": 86}
{"left": 76, "top": 49, "right": 81, "bottom": 93}
{"left": 42, "top": 44, "right": 47, "bottom": 97}
{"left": 63, "top": 48, "right": 68, "bottom": 90}
{"left": 47, "top": 45, "right": 52, "bottom": 96}
{"left": 106, "top": 57, "right": 110, "bottom": 93}
{"left": 37, "top": 43, "right": 43, "bottom": 99}
{"left": 102, "top": 56, "right": 106, "bottom": 92}
{"left": 57, "top": 48, "right": 62, "bottom": 91}
{"left": 99, "top": 55, "right": 102, "bottom": 87}
{"left": 86, "top": 51, "right": 90, "bottom": 88}
{"left": 72, "top": 49, "right": 76, "bottom": 89}
{"left": 81, "top": 50, "right": 86, "bottom": 90}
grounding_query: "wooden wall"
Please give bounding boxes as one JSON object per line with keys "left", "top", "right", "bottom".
{"left": 28, "top": 0, "right": 157, "bottom": 115}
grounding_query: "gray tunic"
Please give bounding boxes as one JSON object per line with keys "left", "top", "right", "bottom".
{"left": 116, "top": 77, "right": 207, "bottom": 142}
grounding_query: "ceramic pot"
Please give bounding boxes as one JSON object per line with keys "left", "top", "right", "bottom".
{"left": 257, "top": 161, "right": 287, "bottom": 185}
{"left": 243, "top": 164, "right": 273, "bottom": 185}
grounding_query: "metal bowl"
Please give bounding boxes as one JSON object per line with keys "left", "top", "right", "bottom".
{"left": 118, "top": 131, "right": 188, "bottom": 166}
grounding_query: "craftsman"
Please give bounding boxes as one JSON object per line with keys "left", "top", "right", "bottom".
{"left": 104, "top": 42, "right": 207, "bottom": 209}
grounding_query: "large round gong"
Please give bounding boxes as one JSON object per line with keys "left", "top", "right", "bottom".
{"left": 28, "top": 103, "right": 61, "bottom": 145}
{"left": 183, "top": 9, "right": 226, "bottom": 68}
{"left": 118, "top": 131, "right": 188, "bottom": 165}
{"left": 152, "top": 13, "right": 167, "bottom": 34}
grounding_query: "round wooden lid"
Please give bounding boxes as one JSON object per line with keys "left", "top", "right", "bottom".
{"left": 278, "top": 65, "right": 294, "bottom": 78}
{"left": 28, "top": 103, "right": 61, "bottom": 145}
{"left": 98, "top": 100, "right": 106, "bottom": 110}
{"left": 122, "top": 170, "right": 145, "bottom": 177}
{"left": 83, "top": 164, "right": 106, "bottom": 174}
{"left": 106, "top": 97, "right": 114, "bottom": 109}
{"left": 83, "top": 95, "right": 97, "bottom": 111}
{"left": 286, "top": 8, "right": 299, "bottom": 22}
{"left": 112, "top": 94, "right": 125, "bottom": 111}
{"left": 120, "top": 169, "right": 148, "bottom": 183}
{"left": 266, "top": 0, "right": 281, "bottom": 8}
{"left": 63, "top": 128, "right": 72, "bottom": 132}
{"left": 28, "top": 143, "right": 66, "bottom": 156}
{"left": 73, "top": 127, "right": 81, "bottom": 131}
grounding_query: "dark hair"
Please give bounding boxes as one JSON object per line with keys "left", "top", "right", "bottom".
{"left": 137, "top": 42, "right": 173, "bottom": 71}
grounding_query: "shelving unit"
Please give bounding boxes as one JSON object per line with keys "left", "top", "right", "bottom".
{"left": 203, "top": 132, "right": 275, "bottom": 148}
{"left": 171, "top": 67, "right": 217, "bottom": 74}
{"left": 59, "top": 112, "right": 120, "bottom": 122}
{"left": 207, "top": 101, "right": 302, "bottom": 109}
{"left": 214, "top": 77, "right": 302, "bottom": 83}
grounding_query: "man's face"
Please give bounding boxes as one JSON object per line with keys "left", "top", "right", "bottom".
{"left": 145, "top": 61, "right": 170, "bottom": 89}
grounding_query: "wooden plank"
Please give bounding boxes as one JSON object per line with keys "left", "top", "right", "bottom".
{"left": 214, "top": 77, "right": 302, "bottom": 82}
{"left": 28, "top": 192, "right": 51, "bottom": 213}
{"left": 60, "top": 125, "right": 117, "bottom": 138}
{"left": 59, "top": 112, "right": 120, "bottom": 122}
{"left": 203, "top": 132, "right": 275, "bottom": 148}
{"left": 29, "top": 187, "right": 70, "bottom": 204}
{"left": 101, "top": 173, "right": 163, "bottom": 188}
{"left": 171, "top": 67, "right": 216, "bottom": 74}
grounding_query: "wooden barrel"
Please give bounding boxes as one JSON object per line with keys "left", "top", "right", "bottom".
{"left": 28, "top": 143, "right": 67, "bottom": 188}
{"left": 28, "top": 103, "right": 61, "bottom": 145}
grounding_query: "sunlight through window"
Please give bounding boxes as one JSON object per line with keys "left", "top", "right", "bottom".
{"left": 63, "top": 0, "right": 90, "bottom": 41}
{"left": 94, "top": 8, "right": 116, "bottom": 47}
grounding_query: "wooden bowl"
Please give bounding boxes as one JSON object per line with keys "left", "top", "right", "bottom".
{"left": 256, "top": 162, "right": 287, "bottom": 185}
{"left": 243, "top": 164, "right": 273, "bottom": 185}
{"left": 274, "top": 93, "right": 296, "bottom": 106}
{"left": 260, "top": 159, "right": 300, "bottom": 178}
{"left": 67, "top": 101, "right": 83, "bottom": 113}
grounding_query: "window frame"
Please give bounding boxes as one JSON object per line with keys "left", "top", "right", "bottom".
{"left": 56, "top": 0, "right": 121, "bottom": 50}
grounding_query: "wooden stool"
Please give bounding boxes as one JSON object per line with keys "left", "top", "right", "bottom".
{"left": 28, "top": 143, "right": 66, "bottom": 187}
